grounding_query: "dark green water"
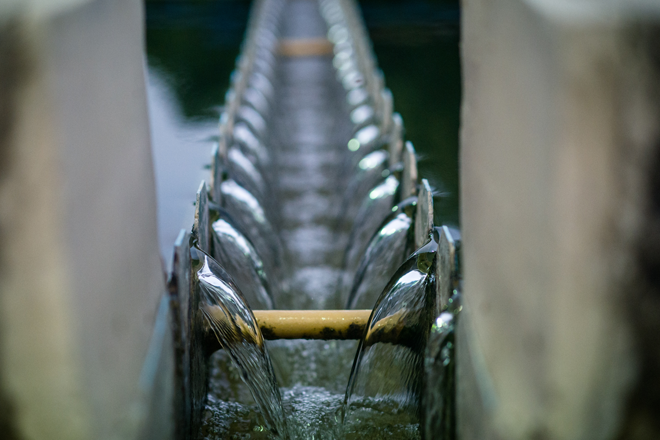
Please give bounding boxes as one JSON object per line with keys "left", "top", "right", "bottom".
{"left": 362, "top": 1, "right": 460, "bottom": 227}
{"left": 145, "top": 0, "right": 461, "bottom": 246}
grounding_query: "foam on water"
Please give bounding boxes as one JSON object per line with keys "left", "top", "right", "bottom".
{"left": 200, "top": 383, "right": 421, "bottom": 440}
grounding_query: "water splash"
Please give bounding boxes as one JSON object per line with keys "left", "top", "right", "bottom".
{"left": 346, "top": 197, "right": 417, "bottom": 310}
{"left": 342, "top": 232, "right": 439, "bottom": 437}
{"left": 191, "top": 242, "right": 289, "bottom": 438}
{"left": 268, "top": 339, "right": 358, "bottom": 394}
{"left": 211, "top": 214, "right": 276, "bottom": 310}
{"left": 200, "top": 385, "right": 345, "bottom": 440}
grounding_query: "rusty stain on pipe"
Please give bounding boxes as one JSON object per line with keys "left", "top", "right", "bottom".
{"left": 202, "top": 308, "right": 422, "bottom": 355}
{"left": 204, "top": 307, "right": 371, "bottom": 346}
{"left": 253, "top": 309, "right": 371, "bottom": 340}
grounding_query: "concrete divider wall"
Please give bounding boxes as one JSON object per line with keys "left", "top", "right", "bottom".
{"left": 459, "top": 1, "right": 660, "bottom": 439}
{"left": 0, "top": 1, "right": 171, "bottom": 439}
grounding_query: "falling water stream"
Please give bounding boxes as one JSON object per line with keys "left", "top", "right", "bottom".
{"left": 345, "top": 197, "right": 417, "bottom": 310}
{"left": 147, "top": 0, "right": 460, "bottom": 438}
{"left": 211, "top": 213, "right": 275, "bottom": 310}
{"left": 200, "top": 2, "right": 360, "bottom": 438}
{"left": 343, "top": 232, "right": 439, "bottom": 438}
{"left": 191, "top": 243, "right": 288, "bottom": 437}
{"left": 336, "top": 174, "right": 401, "bottom": 299}
{"left": 338, "top": 150, "right": 390, "bottom": 223}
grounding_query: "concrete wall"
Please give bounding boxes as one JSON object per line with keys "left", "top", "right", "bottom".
{"left": 457, "top": 0, "right": 660, "bottom": 440}
{"left": 0, "top": 1, "right": 171, "bottom": 439}
{"left": 458, "top": 1, "right": 660, "bottom": 439}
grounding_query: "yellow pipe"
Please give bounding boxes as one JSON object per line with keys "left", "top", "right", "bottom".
{"left": 279, "top": 38, "right": 334, "bottom": 57}
{"left": 253, "top": 310, "right": 371, "bottom": 340}
{"left": 204, "top": 308, "right": 371, "bottom": 346}
{"left": 202, "top": 308, "right": 423, "bottom": 355}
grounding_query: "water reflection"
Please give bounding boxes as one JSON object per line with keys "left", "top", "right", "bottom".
{"left": 147, "top": 70, "right": 216, "bottom": 267}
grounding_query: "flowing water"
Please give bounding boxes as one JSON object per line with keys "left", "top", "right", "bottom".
{"left": 200, "top": 0, "right": 439, "bottom": 436}
{"left": 224, "top": 146, "right": 269, "bottom": 204}
{"left": 201, "top": 2, "right": 361, "bottom": 438}
{"left": 233, "top": 121, "right": 272, "bottom": 169}
{"left": 343, "top": 232, "right": 440, "bottom": 439}
{"left": 146, "top": 0, "right": 461, "bottom": 438}
{"left": 346, "top": 197, "right": 417, "bottom": 310}
{"left": 190, "top": 242, "right": 288, "bottom": 438}
{"left": 335, "top": 150, "right": 390, "bottom": 236}
{"left": 146, "top": 0, "right": 461, "bottom": 263}
{"left": 210, "top": 213, "right": 276, "bottom": 310}
{"left": 219, "top": 178, "right": 287, "bottom": 287}
{"left": 337, "top": 174, "right": 401, "bottom": 297}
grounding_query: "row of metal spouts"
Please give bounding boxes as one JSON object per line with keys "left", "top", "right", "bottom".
{"left": 164, "top": 0, "right": 462, "bottom": 438}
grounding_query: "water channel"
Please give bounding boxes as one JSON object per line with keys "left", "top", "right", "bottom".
{"left": 146, "top": 0, "right": 460, "bottom": 266}
{"left": 146, "top": 0, "right": 461, "bottom": 438}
